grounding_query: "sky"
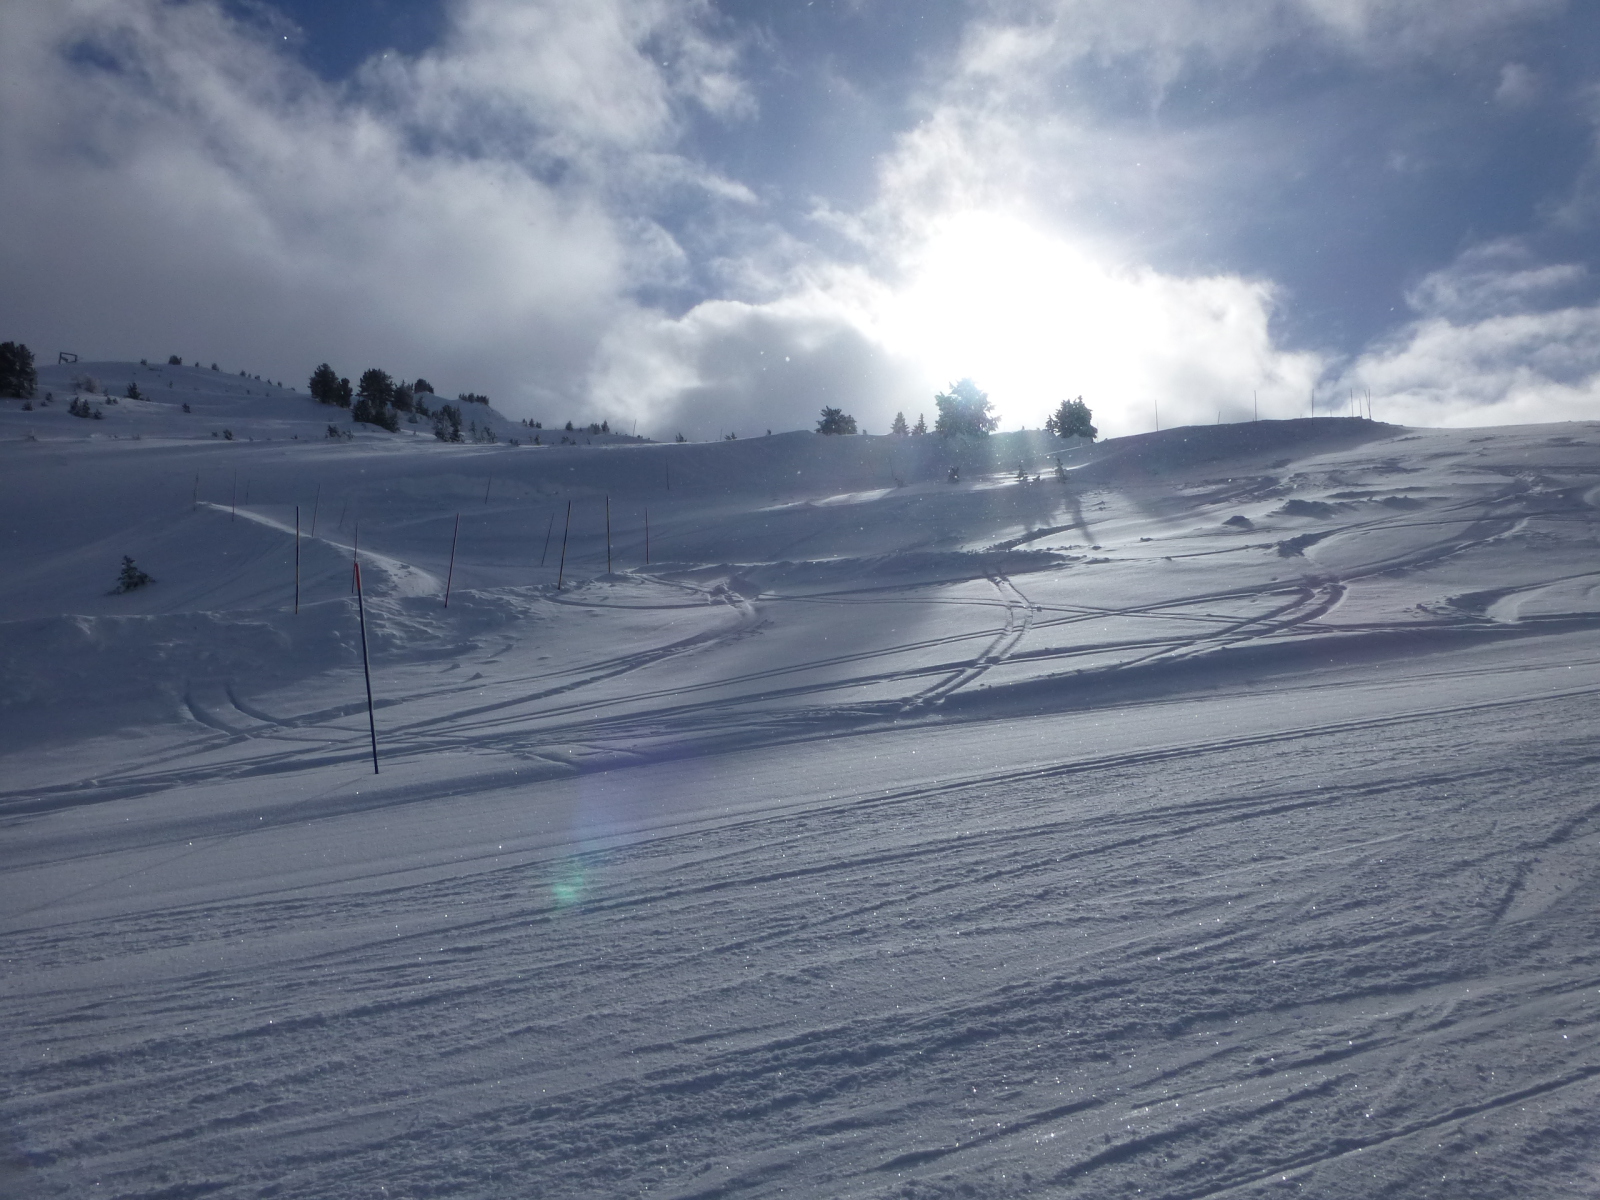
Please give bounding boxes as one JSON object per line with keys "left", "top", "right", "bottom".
{"left": 3, "top": 0, "right": 1600, "bottom": 439}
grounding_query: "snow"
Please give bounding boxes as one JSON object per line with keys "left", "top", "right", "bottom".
{"left": 4, "top": 363, "right": 1600, "bottom": 1197}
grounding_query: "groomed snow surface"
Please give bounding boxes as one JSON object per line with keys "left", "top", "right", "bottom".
{"left": 4, "top": 363, "right": 1600, "bottom": 1198}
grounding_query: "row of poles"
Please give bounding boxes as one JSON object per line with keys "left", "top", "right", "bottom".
{"left": 190, "top": 457, "right": 684, "bottom": 779}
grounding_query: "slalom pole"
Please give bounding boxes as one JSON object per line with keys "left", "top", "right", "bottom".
{"left": 444, "top": 512, "right": 460, "bottom": 608}
{"left": 557, "top": 500, "right": 571, "bottom": 590}
{"left": 354, "top": 561, "right": 379, "bottom": 775}
{"left": 540, "top": 511, "right": 555, "bottom": 566}
{"left": 484, "top": 477, "right": 492, "bottom": 505}
{"left": 644, "top": 507, "right": 649, "bottom": 566}
{"left": 605, "top": 495, "right": 612, "bottom": 574}
{"left": 310, "top": 484, "right": 321, "bottom": 535}
{"left": 337, "top": 499, "right": 348, "bottom": 531}
{"left": 231, "top": 470, "right": 237, "bottom": 522}
{"left": 294, "top": 505, "right": 301, "bottom": 614}
{"left": 351, "top": 524, "right": 359, "bottom": 594}
{"left": 193, "top": 473, "right": 199, "bottom": 510}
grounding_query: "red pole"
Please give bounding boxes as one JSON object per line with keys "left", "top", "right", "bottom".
{"left": 444, "top": 512, "right": 460, "bottom": 607}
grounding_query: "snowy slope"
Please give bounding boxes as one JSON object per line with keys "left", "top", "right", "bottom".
{"left": 3, "top": 370, "right": 1600, "bottom": 1198}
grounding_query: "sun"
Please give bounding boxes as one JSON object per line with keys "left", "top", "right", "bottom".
{"left": 877, "top": 211, "right": 1152, "bottom": 430}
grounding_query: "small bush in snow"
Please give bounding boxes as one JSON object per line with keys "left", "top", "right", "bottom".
{"left": 126, "top": 381, "right": 142, "bottom": 400}
{"left": 168, "top": 355, "right": 182, "bottom": 366}
{"left": 111, "top": 556, "right": 155, "bottom": 594}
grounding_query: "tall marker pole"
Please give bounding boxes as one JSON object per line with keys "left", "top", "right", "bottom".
{"left": 557, "top": 501, "right": 571, "bottom": 590}
{"left": 192, "top": 473, "right": 199, "bottom": 510}
{"left": 484, "top": 478, "right": 492, "bottom": 505}
{"left": 444, "top": 512, "right": 460, "bottom": 608}
{"left": 294, "top": 505, "right": 301, "bottom": 614}
{"left": 605, "top": 496, "right": 612, "bottom": 574}
{"left": 351, "top": 524, "right": 359, "bottom": 594}
{"left": 644, "top": 507, "right": 650, "bottom": 566}
{"left": 354, "top": 561, "right": 379, "bottom": 775}
{"left": 231, "top": 470, "right": 237, "bottom": 522}
{"left": 540, "top": 511, "right": 555, "bottom": 566}
{"left": 310, "top": 484, "right": 321, "bottom": 535}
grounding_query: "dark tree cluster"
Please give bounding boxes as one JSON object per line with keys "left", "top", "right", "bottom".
{"left": 0, "top": 342, "right": 37, "bottom": 398}
{"left": 816, "top": 405, "right": 857, "bottom": 435}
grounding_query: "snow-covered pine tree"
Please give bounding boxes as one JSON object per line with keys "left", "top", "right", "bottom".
{"left": 890, "top": 412, "right": 909, "bottom": 435}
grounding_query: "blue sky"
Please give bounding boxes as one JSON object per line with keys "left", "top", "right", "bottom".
{"left": 3, "top": 0, "right": 1600, "bottom": 437}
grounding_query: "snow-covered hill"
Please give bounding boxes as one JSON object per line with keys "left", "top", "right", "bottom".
{"left": 3, "top": 373, "right": 1600, "bottom": 1198}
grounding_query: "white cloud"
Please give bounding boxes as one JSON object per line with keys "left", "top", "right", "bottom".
{"left": 1349, "top": 306, "right": 1600, "bottom": 427}
{"left": 0, "top": 0, "right": 744, "bottom": 415}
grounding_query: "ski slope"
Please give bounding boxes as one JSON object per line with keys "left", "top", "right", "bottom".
{"left": 4, "top": 363, "right": 1600, "bottom": 1198}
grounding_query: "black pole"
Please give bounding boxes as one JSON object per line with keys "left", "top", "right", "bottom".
{"left": 310, "top": 484, "right": 320, "bottom": 535}
{"left": 444, "top": 512, "right": 460, "bottom": 607}
{"left": 484, "top": 477, "right": 492, "bottom": 505}
{"left": 354, "top": 561, "right": 379, "bottom": 774}
{"left": 557, "top": 500, "right": 571, "bottom": 590}
{"left": 605, "top": 495, "right": 612, "bottom": 574}
{"left": 644, "top": 507, "right": 649, "bottom": 566}
{"left": 351, "top": 524, "right": 358, "bottom": 594}
{"left": 540, "top": 511, "right": 555, "bottom": 566}
{"left": 294, "top": 505, "right": 300, "bottom": 614}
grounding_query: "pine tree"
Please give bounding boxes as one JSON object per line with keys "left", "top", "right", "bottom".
{"left": 912, "top": 413, "right": 927, "bottom": 435}
{"left": 111, "top": 556, "right": 154, "bottom": 593}
{"left": 308, "top": 363, "right": 341, "bottom": 405}
{"left": 933, "top": 379, "right": 997, "bottom": 437}
{"left": 890, "top": 411, "right": 909, "bottom": 436}
{"left": 126, "top": 381, "right": 142, "bottom": 400}
{"left": 816, "top": 406, "right": 858, "bottom": 435}
{"left": 433, "top": 403, "right": 464, "bottom": 442}
{"left": 0, "top": 342, "right": 37, "bottom": 398}
{"left": 1044, "top": 396, "right": 1097, "bottom": 441}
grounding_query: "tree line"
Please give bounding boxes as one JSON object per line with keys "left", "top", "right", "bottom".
{"left": 817, "top": 379, "right": 1096, "bottom": 441}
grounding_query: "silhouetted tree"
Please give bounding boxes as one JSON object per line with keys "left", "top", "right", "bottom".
{"left": 890, "top": 411, "right": 909, "bottom": 436}
{"left": 0, "top": 342, "right": 37, "bottom": 398}
{"left": 816, "top": 406, "right": 857, "bottom": 435}
{"left": 912, "top": 413, "right": 927, "bottom": 435}
{"left": 1045, "top": 396, "right": 1097, "bottom": 441}
{"left": 308, "top": 363, "right": 341, "bottom": 405}
{"left": 933, "top": 379, "right": 997, "bottom": 437}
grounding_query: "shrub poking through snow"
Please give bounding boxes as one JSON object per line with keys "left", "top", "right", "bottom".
{"left": 111, "top": 556, "right": 154, "bottom": 594}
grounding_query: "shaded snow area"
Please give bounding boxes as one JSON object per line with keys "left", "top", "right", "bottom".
{"left": 4, "top": 370, "right": 1600, "bottom": 1199}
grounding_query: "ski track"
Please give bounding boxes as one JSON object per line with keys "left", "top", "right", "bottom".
{"left": 6, "top": 414, "right": 1600, "bottom": 1197}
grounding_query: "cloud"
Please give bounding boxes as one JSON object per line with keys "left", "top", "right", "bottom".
{"left": 1345, "top": 237, "right": 1600, "bottom": 427}
{"left": 1348, "top": 305, "right": 1600, "bottom": 427}
{"left": 0, "top": 0, "right": 743, "bottom": 414}
{"left": 0, "top": 0, "right": 1590, "bottom": 441}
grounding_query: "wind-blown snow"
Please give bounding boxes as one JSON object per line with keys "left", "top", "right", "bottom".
{"left": 3, "top": 362, "right": 1600, "bottom": 1198}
